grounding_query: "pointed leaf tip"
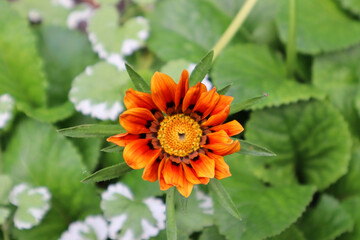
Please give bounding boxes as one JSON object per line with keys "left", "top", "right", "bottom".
{"left": 189, "top": 51, "right": 214, "bottom": 87}
{"left": 125, "top": 63, "right": 151, "bottom": 93}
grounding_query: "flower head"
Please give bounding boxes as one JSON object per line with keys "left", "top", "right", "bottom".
{"left": 108, "top": 70, "right": 244, "bottom": 197}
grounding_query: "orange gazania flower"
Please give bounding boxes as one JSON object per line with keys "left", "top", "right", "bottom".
{"left": 107, "top": 70, "right": 244, "bottom": 197}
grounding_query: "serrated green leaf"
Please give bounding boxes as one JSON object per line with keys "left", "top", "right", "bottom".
{"left": 58, "top": 124, "right": 125, "bottom": 138}
{"left": 267, "top": 226, "right": 305, "bottom": 240}
{"left": 313, "top": 44, "right": 360, "bottom": 138}
{"left": 297, "top": 194, "right": 354, "bottom": 240}
{"left": 3, "top": 120, "right": 100, "bottom": 239}
{"left": 339, "top": 196, "right": 360, "bottom": 240}
{"left": 0, "top": 175, "right": 12, "bottom": 205}
{"left": 238, "top": 140, "right": 276, "bottom": 157}
{"left": 166, "top": 188, "right": 177, "bottom": 240}
{"left": 101, "top": 144, "right": 124, "bottom": 153}
{"left": 125, "top": 63, "right": 151, "bottom": 93}
{"left": 214, "top": 154, "right": 316, "bottom": 240}
{"left": 229, "top": 94, "right": 268, "bottom": 115}
{"left": 0, "top": 207, "right": 10, "bottom": 225}
{"left": 81, "top": 162, "right": 132, "bottom": 183}
{"left": 276, "top": 0, "right": 360, "bottom": 54}
{"left": 188, "top": 51, "right": 213, "bottom": 87}
{"left": 209, "top": 179, "right": 241, "bottom": 221}
{"left": 217, "top": 84, "right": 232, "bottom": 95}
{"left": 244, "top": 100, "right": 352, "bottom": 190}
{"left": 211, "top": 44, "right": 325, "bottom": 109}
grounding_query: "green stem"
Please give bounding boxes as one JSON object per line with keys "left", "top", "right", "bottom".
{"left": 212, "top": 0, "right": 258, "bottom": 59}
{"left": 166, "top": 188, "right": 177, "bottom": 240}
{"left": 2, "top": 221, "right": 10, "bottom": 240}
{"left": 286, "top": 0, "right": 297, "bottom": 77}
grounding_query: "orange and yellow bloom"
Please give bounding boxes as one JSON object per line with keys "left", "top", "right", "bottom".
{"left": 108, "top": 70, "right": 243, "bottom": 197}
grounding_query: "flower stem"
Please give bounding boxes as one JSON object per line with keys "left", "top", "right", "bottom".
{"left": 166, "top": 188, "right": 177, "bottom": 240}
{"left": 286, "top": 0, "right": 297, "bottom": 77}
{"left": 212, "top": 0, "right": 258, "bottom": 59}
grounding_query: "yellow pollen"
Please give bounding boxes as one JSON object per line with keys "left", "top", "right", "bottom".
{"left": 157, "top": 114, "right": 202, "bottom": 157}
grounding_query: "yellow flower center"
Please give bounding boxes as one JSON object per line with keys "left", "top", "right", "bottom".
{"left": 157, "top": 114, "right": 202, "bottom": 157}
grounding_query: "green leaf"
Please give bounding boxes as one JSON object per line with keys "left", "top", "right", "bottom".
{"left": 217, "top": 83, "right": 232, "bottom": 95}
{"left": 188, "top": 51, "right": 214, "bottom": 87}
{"left": 9, "top": 184, "right": 51, "bottom": 230}
{"left": 148, "top": 0, "right": 244, "bottom": 62}
{"left": 238, "top": 140, "right": 276, "bottom": 157}
{"left": 101, "top": 183, "right": 166, "bottom": 239}
{"left": 72, "top": 138, "right": 102, "bottom": 172}
{"left": 3, "top": 120, "right": 100, "bottom": 239}
{"left": 0, "top": 94, "right": 15, "bottom": 130}
{"left": 81, "top": 162, "right": 133, "bottom": 183}
{"left": 0, "top": 1, "right": 46, "bottom": 107}
{"left": 267, "top": 226, "right": 305, "bottom": 240}
{"left": 339, "top": 196, "right": 360, "bottom": 240}
{"left": 0, "top": 207, "right": 10, "bottom": 225}
{"left": 125, "top": 63, "right": 151, "bottom": 93}
{"left": 211, "top": 44, "right": 325, "bottom": 110}
{"left": 209, "top": 179, "right": 241, "bottom": 221}
{"left": 313, "top": 44, "right": 360, "bottom": 138}
{"left": 229, "top": 93, "right": 268, "bottom": 115}
{"left": 297, "top": 194, "right": 354, "bottom": 240}
{"left": 0, "top": 174, "right": 12, "bottom": 205}
{"left": 199, "top": 226, "right": 226, "bottom": 240}
{"left": 69, "top": 62, "right": 131, "bottom": 120}
{"left": 101, "top": 144, "right": 124, "bottom": 153}
{"left": 337, "top": 0, "right": 360, "bottom": 16}
{"left": 58, "top": 124, "right": 125, "bottom": 138}
{"left": 166, "top": 188, "right": 177, "bottom": 240}
{"left": 244, "top": 100, "right": 352, "bottom": 190}
{"left": 276, "top": 0, "right": 360, "bottom": 54}
{"left": 214, "top": 154, "right": 316, "bottom": 240}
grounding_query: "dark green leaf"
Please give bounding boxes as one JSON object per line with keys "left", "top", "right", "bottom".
{"left": 230, "top": 93, "right": 268, "bottom": 115}
{"left": 125, "top": 63, "right": 151, "bottom": 93}
{"left": 81, "top": 162, "right": 133, "bottom": 183}
{"left": 58, "top": 124, "right": 125, "bottom": 138}
{"left": 101, "top": 144, "right": 124, "bottom": 153}
{"left": 209, "top": 179, "right": 241, "bottom": 221}
{"left": 188, "top": 51, "right": 214, "bottom": 87}
{"left": 339, "top": 196, "right": 360, "bottom": 240}
{"left": 238, "top": 140, "right": 276, "bottom": 156}
{"left": 267, "top": 226, "right": 305, "bottom": 240}
{"left": 166, "top": 188, "right": 177, "bottom": 240}
{"left": 217, "top": 83, "right": 232, "bottom": 95}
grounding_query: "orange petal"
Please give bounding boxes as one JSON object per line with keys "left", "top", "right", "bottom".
{"left": 176, "top": 181, "right": 194, "bottom": 198}
{"left": 120, "top": 108, "right": 155, "bottom": 134}
{"left": 202, "top": 105, "right": 230, "bottom": 127}
{"left": 107, "top": 133, "right": 139, "bottom": 147}
{"left": 151, "top": 72, "right": 177, "bottom": 112}
{"left": 142, "top": 155, "right": 162, "bottom": 182}
{"left": 206, "top": 130, "right": 233, "bottom": 144}
{"left": 205, "top": 140, "right": 240, "bottom": 156}
{"left": 207, "top": 152, "right": 231, "bottom": 180}
{"left": 182, "top": 163, "right": 209, "bottom": 185}
{"left": 210, "top": 120, "right": 244, "bottom": 137}
{"left": 210, "top": 95, "right": 233, "bottom": 116}
{"left": 182, "top": 82, "right": 207, "bottom": 112}
{"left": 190, "top": 153, "right": 215, "bottom": 178}
{"left": 123, "top": 139, "right": 161, "bottom": 169}
{"left": 124, "top": 88, "right": 159, "bottom": 111}
{"left": 192, "top": 88, "right": 220, "bottom": 119}
{"left": 163, "top": 159, "right": 185, "bottom": 187}
{"left": 175, "top": 70, "right": 189, "bottom": 108}
{"left": 158, "top": 159, "right": 172, "bottom": 191}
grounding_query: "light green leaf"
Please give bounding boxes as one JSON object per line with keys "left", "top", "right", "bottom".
{"left": 0, "top": 94, "right": 15, "bottom": 130}
{"left": 9, "top": 184, "right": 51, "bottom": 230}
{"left": 297, "top": 194, "right": 354, "bottom": 240}
{"left": 199, "top": 226, "right": 226, "bottom": 240}
{"left": 313, "top": 44, "right": 360, "bottom": 138}
{"left": 339, "top": 196, "right": 360, "bottom": 240}
{"left": 211, "top": 44, "right": 325, "bottom": 109}
{"left": 121, "top": 170, "right": 162, "bottom": 199}
{"left": 0, "top": 1, "right": 46, "bottom": 107}
{"left": 148, "top": 0, "right": 244, "bottom": 62}
{"left": 81, "top": 162, "right": 132, "bottom": 183}
{"left": 166, "top": 188, "right": 177, "bottom": 240}
{"left": 214, "top": 154, "right": 316, "bottom": 240}
{"left": 209, "top": 179, "right": 241, "bottom": 221}
{"left": 101, "top": 183, "right": 166, "bottom": 239}
{"left": 0, "top": 207, "right": 10, "bottom": 225}
{"left": 229, "top": 94, "right": 268, "bottom": 115}
{"left": 244, "top": 100, "right": 352, "bottom": 190}
{"left": 188, "top": 51, "right": 213, "bottom": 87}
{"left": 276, "top": 0, "right": 360, "bottom": 54}
{"left": 58, "top": 124, "right": 125, "bottom": 138}
{"left": 125, "top": 63, "right": 150, "bottom": 93}
{"left": 267, "top": 226, "right": 305, "bottom": 240}
{"left": 72, "top": 138, "right": 102, "bottom": 172}
{"left": 0, "top": 175, "right": 12, "bottom": 205}
{"left": 3, "top": 120, "right": 100, "bottom": 239}
{"left": 70, "top": 62, "right": 131, "bottom": 120}
{"left": 88, "top": 5, "right": 149, "bottom": 57}
{"left": 101, "top": 144, "right": 123, "bottom": 153}
{"left": 238, "top": 140, "right": 276, "bottom": 157}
